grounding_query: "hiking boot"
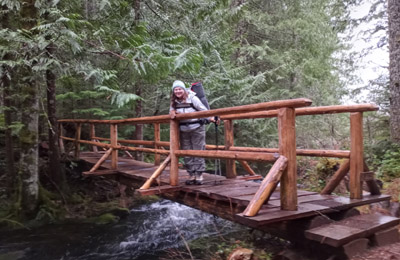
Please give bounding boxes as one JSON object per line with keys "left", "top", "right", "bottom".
{"left": 194, "top": 179, "right": 203, "bottom": 185}
{"left": 194, "top": 174, "right": 203, "bottom": 185}
{"left": 185, "top": 175, "right": 196, "bottom": 185}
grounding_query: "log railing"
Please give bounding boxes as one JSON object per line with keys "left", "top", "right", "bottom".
{"left": 58, "top": 100, "right": 379, "bottom": 215}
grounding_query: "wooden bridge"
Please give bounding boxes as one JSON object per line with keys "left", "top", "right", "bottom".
{"left": 59, "top": 98, "right": 399, "bottom": 258}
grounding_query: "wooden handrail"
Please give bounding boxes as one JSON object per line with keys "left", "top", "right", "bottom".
{"left": 58, "top": 104, "right": 377, "bottom": 125}
{"left": 229, "top": 147, "right": 350, "bottom": 158}
{"left": 58, "top": 98, "right": 312, "bottom": 125}
{"left": 60, "top": 137, "right": 170, "bottom": 155}
{"left": 90, "top": 137, "right": 350, "bottom": 158}
{"left": 58, "top": 101, "right": 377, "bottom": 210}
{"left": 220, "top": 104, "right": 378, "bottom": 120}
{"left": 173, "top": 98, "right": 312, "bottom": 121}
{"left": 174, "top": 150, "right": 279, "bottom": 162}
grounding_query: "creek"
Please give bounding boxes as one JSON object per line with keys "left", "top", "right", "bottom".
{"left": 0, "top": 200, "right": 252, "bottom": 260}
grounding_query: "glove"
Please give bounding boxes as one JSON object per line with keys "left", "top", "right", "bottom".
{"left": 200, "top": 118, "right": 210, "bottom": 125}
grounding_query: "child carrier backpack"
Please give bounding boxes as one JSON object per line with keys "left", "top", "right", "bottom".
{"left": 191, "top": 82, "right": 210, "bottom": 110}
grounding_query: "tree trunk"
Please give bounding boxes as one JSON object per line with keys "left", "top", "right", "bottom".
{"left": 133, "top": 0, "right": 143, "bottom": 161}
{"left": 389, "top": 0, "right": 400, "bottom": 144}
{"left": 134, "top": 0, "right": 141, "bottom": 22}
{"left": 1, "top": 5, "right": 16, "bottom": 197}
{"left": 134, "top": 85, "right": 143, "bottom": 161}
{"left": 46, "top": 43, "right": 67, "bottom": 191}
{"left": 19, "top": 0, "right": 39, "bottom": 216}
{"left": 232, "top": 0, "right": 246, "bottom": 62}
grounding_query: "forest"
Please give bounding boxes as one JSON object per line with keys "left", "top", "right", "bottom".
{"left": 0, "top": 0, "right": 399, "bottom": 259}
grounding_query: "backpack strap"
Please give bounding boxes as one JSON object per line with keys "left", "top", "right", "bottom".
{"left": 175, "top": 103, "right": 196, "bottom": 110}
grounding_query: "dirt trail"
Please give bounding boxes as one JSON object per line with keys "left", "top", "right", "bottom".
{"left": 351, "top": 242, "right": 400, "bottom": 260}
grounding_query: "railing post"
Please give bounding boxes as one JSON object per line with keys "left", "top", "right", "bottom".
{"left": 224, "top": 119, "right": 237, "bottom": 178}
{"left": 74, "top": 123, "right": 81, "bottom": 158}
{"left": 170, "top": 119, "right": 180, "bottom": 186}
{"left": 350, "top": 112, "right": 363, "bottom": 199}
{"left": 110, "top": 123, "right": 118, "bottom": 170}
{"left": 278, "top": 108, "right": 297, "bottom": 210}
{"left": 58, "top": 123, "right": 65, "bottom": 154}
{"left": 90, "top": 123, "right": 98, "bottom": 153}
{"left": 154, "top": 123, "right": 161, "bottom": 165}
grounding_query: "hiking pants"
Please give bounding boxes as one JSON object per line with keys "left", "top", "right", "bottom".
{"left": 180, "top": 125, "right": 206, "bottom": 176}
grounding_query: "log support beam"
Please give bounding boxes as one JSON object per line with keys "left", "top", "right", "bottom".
{"left": 74, "top": 123, "right": 81, "bottom": 158}
{"left": 170, "top": 119, "right": 180, "bottom": 186}
{"left": 110, "top": 124, "right": 118, "bottom": 170}
{"left": 140, "top": 155, "right": 171, "bottom": 190}
{"left": 350, "top": 112, "right": 363, "bottom": 199}
{"left": 154, "top": 123, "right": 161, "bottom": 165}
{"left": 238, "top": 160, "right": 256, "bottom": 176}
{"left": 321, "top": 159, "right": 350, "bottom": 195}
{"left": 89, "top": 148, "right": 113, "bottom": 173}
{"left": 278, "top": 108, "right": 297, "bottom": 211}
{"left": 90, "top": 123, "right": 98, "bottom": 153}
{"left": 243, "top": 156, "right": 288, "bottom": 216}
{"left": 224, "top": 120, "right": 237, "bottom": 178}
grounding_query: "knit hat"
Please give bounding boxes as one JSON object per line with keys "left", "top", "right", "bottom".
{"left": 172, "top": 80, "right": 186, "bottom": 91}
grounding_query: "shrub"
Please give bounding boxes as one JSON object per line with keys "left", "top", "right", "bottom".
{"left": 377, "top": 144, "right": 400, "bottom": 181}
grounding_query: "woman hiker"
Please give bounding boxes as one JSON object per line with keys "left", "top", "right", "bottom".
{"left": 169, "top": 80, "right": 217, "bottom": 185}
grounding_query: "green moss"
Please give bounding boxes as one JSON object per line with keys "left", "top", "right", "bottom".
{"left": 19, "top": 128, "right": 37, "bottom": 146}
{"left": 39, "top": 185, "right": 61, "bottom": 201}
{"left": 85, "top": 213, "right": 119, "bottom": 225}
{"left": 298, "top": 158, "right": 342, "bottom": 192}
{"left": 68, "top": 193, "right": 84, "bottom": 204}
{"left": 34, "top": 186, "right": 65, "bottom": 224}
{"left": 132, "top": 194, "right": 160, "bottom": 205}
{"left": 107, "top": 207, "right": 130, "bottom": 218}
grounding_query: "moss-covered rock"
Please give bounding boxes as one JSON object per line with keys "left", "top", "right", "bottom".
{"left": 107, "top": 207, "right": 130, "bottom": 218}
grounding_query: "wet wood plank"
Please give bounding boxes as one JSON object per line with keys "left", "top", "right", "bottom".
{"left": 305, "top": 213, "right": 400, "bottom": 247}
{"left": 213, "top": 186, "right": 260, "bottom": 197}
{"left": 136, "top": 185, "right": 182, "bottom": 196}
{"left": 268, "top": 194, "right": 336, "bottom": 207}
{"left": 234, "top": 195, "right": 391, "bottom": 227}
{"left": 235, "top": 203, "right": 329, "bottom": 227}
{"left": 232, "top": 190, "right": 318, "bottom": 205}
{"left": 82, "top": 169, "right": 119, "bottom": 176}
{"left": 307, "top": 194, "right": 391, "bottom": 210}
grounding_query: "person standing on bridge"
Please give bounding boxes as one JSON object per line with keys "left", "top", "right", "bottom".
{"left": 169, "top": 80, "right": 216, "bottom": 185}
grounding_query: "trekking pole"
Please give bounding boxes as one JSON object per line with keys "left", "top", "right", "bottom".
{"left": 214, "top": 116, "right": 222, "bottom": 185}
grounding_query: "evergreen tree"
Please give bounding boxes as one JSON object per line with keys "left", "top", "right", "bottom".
{"left": 19, "top": 0, "right": 40, "bottom": 216}
{"left": 388, "top": 0, "right": 400, "bottom": 144}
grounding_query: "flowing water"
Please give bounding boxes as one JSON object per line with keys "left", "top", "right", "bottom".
{"left": 0, "top": 200, "right": 249, "bottom": 260}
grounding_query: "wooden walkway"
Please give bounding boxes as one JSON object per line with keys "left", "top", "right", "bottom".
{"left": 79, "top": 151, "right": 392, "bottom": 227}
{"left": 63, "top": 101, "right": 400, "bottom": 258}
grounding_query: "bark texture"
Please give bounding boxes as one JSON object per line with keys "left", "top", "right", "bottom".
{"left": 46, "top": 43, "right": 67, "bottom": 190}
{"left": 20, "top": 0, "right": 39, "bottom": 215}
{"left": 1, "top": 5, "right": 16, "bottom": 196}
{"left": 389, "top": 0, "right": 400, "bottom": 143}
{"left": 133, "top": 0, "right": 143, "bottom": 161}
{"left": 134, "top": 83, "right": 143, "bottom": 161}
